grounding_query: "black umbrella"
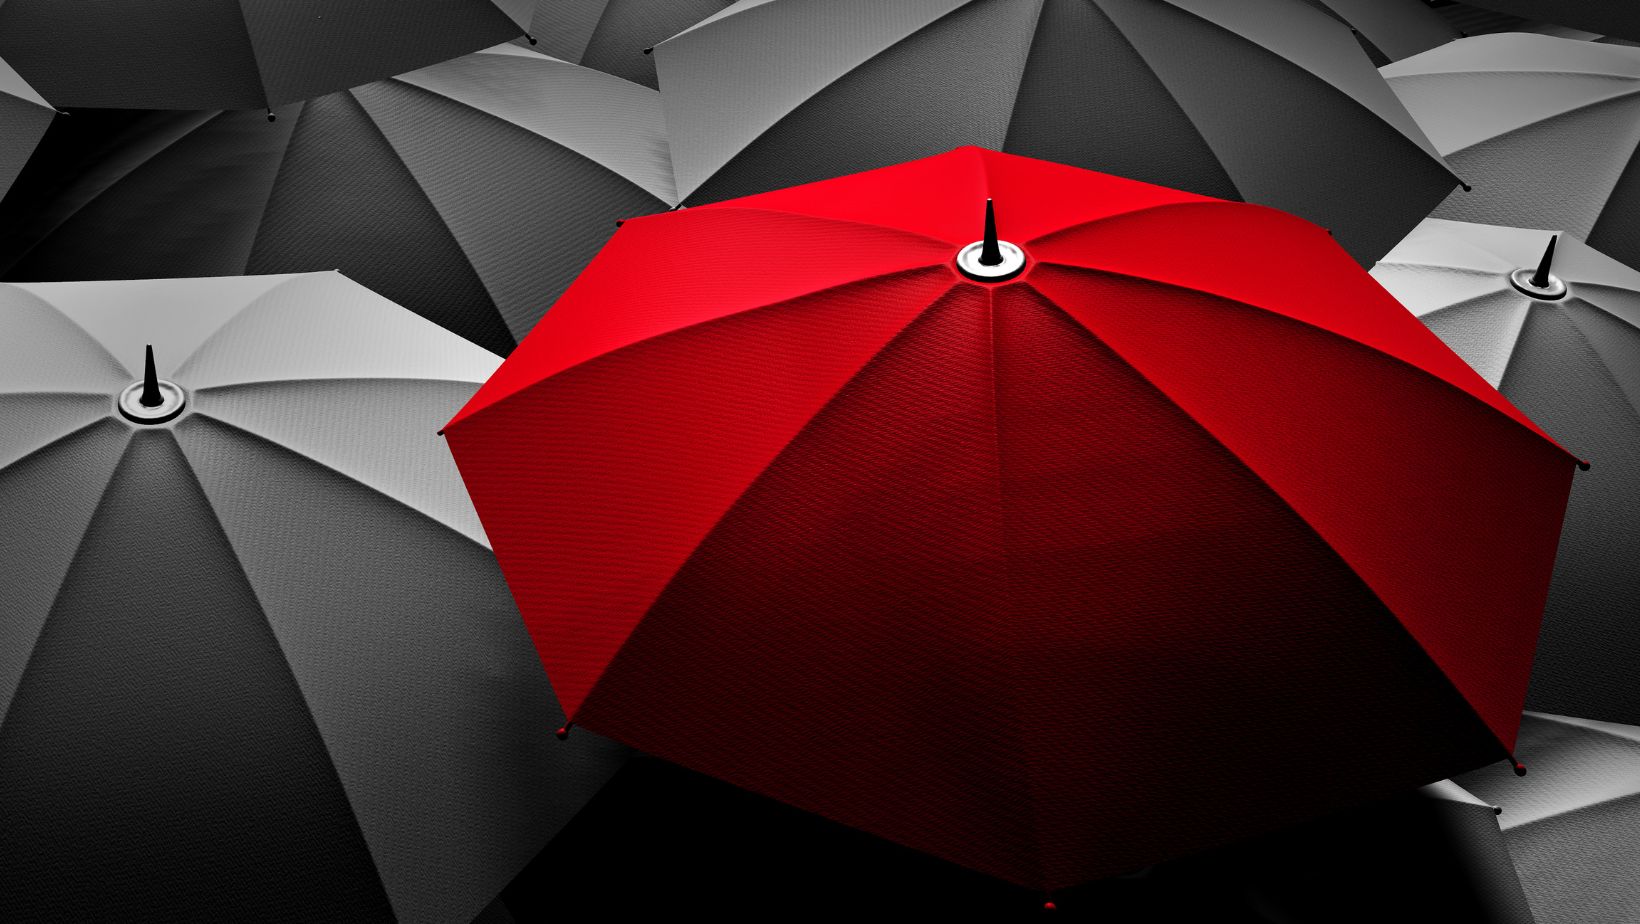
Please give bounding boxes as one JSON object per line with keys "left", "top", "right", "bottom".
{"left": 1297, "top": 0, "right": 1459, "bottom": 63}
{"left": 0, "top": 0, "right": 537, "bottom": 111}
{"left": 654, "top": 0, "right": 1460, "bottom": 265}
{"left": 0, "top": 54, "right": 52, "bottom": 204}
{"left": 1455, "top": 1, "right": 1640, "bottom": 42}
{"left": 0, "top": 45, "right": 676, "bottom": 356}
{"left": 0, "top": 272, "right": 627, "bottom": 923}
{"left": 522, "top": 0, "right": 734, "bottom": 88}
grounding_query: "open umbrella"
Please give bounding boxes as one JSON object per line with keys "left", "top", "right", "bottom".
{"left": 0, "top": 53, "right": 52, "bottom": 205}
{"left": 1456, "top": 712, "right": 1640, "bottom": 924}
{"left": 522, "top": 0, "right": 734, "bottom": 88}
{"left": 444, "top": 147, "right": 1580, "bottom": 895}
{"left": 653, "top": 0, "right": 1459, "bottom": 265}
{"left": 0, "top": 0, "right": 536, "bottom": 111}
{"left": 1452, "top": 1, "right": 1640, "bottom": 42}
{"left": 1298, "top": 0, "right": 1459, "bottom": 63}
{"left": 1384, "top": 34, "right": 1640, "bottom": 272}
{"left": 0, "top": 272, "right": 626, "bottom": 922}
{"left": 1372, "top": 219, "right": 1638, "bottom": 727}
{"left": 0, "top": 44, "right": 675, "bottom": 357}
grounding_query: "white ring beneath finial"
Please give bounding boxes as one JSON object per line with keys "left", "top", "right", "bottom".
{"left": 1509, "top": 268, "right": 1567, "bottom": 301}
{"left": 956, "top": 240, "right": 1026, "bottom": 282}
{"left": 118, "top": 380, "right": 187, "bottom": 425}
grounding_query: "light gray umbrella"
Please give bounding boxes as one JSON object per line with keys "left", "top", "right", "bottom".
{"left": 0, "top": 53, "right": 52, "bottom": 205}
{"left": 1453, "top": 1, "right": 1640, "bottom": 42}
{"left": 1372, "top": 219, "right": 1634, "bottom": 726}
{"left": 0, "top": 272, "right": 626, "bottom": 923}
{"left": 1298, "top": 0, "right": 1460, "bottom": 63}
{"left": 0, "top": 44, "right": 676, "bottom": 356}
{"left": 1384, "top": 34, "right": 1640, "bottom": 271}
{"left": 1456, "top": 712, "right": 1640, "bottom": 924}
{"left": 0, "top": 0, "right": 536, "bottom": 111}
{"left": 654, "top": 0, "right": 1459, "bottom": 265}
{"left": 521, "top": 0, "right": 734, "bottom": 88}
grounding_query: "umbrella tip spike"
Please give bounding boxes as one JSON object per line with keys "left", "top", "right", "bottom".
{"left": 1041, "top": 898, "right": 1057, "bottom": 913}
{"left": 1578, "top": 458, "right": 1591, "bottom": 471}
{"left": 1530, "top": 235, "right": 1559, "bottom": 289}
{"left": 643, "top": 46, "right": 654, "bottom": 55}
{"left": 524, "top": 32, "right": 537, "bottom": 45}
{"left": 1511, "top": 759, "right": 1527, "bottom": 777}
{"left": 555, "top": 723, "right": 573, "bottom": 741}
{"left": 266, "top": 108, "right": 276, "bottom": 122}
{"left": 1459, "top": 181, "right": 1473, "bottom": 192}
{"left": 980, "top": 198, "right": 1002, "bottom": 267}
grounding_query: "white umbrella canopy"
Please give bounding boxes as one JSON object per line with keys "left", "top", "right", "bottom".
{"left": 1372, "top": 219, "right": 1637, "bottom": 728}
{"left": 1383, "top": 34, "right": 1640, "bottom": 271}
{"left": 0, "top": 272, "right": 627, "bottom": 922}
{"left": 1457, "top": 713, "right": 1640, "bottom": 924}
{"left": 654, "top": 0, "right": 1460, "bottom": 265}
{"left": 0, "top": 53, "right": 52, "bottom": 205}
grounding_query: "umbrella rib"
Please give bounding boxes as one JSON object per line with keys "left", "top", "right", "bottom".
{"left": 567, "top": 279, "right": 965, "bottom": 722}
{"left": 1041, "top": 261, "right": 1575, "bottom": 458}
{"left": 1396, "top": 282, "right": 1522, "bottom": 322}
{"left": 0, "top": 416, "right": 109, "bottom": 483}
{"left": 449, "top": 265, "right": 952, "bottom": 426}
{"left": 697, "top": 205, "right": 955, "bottom": 249}
{"left": 191, "top": 412, "right": 490, "bottom": 551}
{"left": 1437, "top": 84, "right": 1640, "bottom": 157}
{"left": 0, "top": 426, "right": 130, "bottom": 735}
{"left": 170, "top": 274, "right": 321, "bottom": 382}
{"left": 1571, "top": 282, "right": 1640, "bottom": 335}
{"left": 238, "top": 102, "right": 306, "bottom": 274}
{"left": 1018, "top": 279, "right": 1526, "bottom": 764}
{"left": 1552, "top": 303, "right": 1640, "bottom": 427}
{"left": 194, "top": 376, "right": 480, "bottom": 395}
{"left": 230, "top": 0, "right": 277, "bottom": 110}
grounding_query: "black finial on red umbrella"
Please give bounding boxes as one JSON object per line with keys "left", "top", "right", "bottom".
{"left": 140, "top": 345, "right": 163, "bottom": 408}
{"left": 1511, "top": 757, "right": 1527, "bottom": 777}
{"left": 555, "top": 723, "right": 573, "bottom": 740}
{"left": 980, "top": 199, "right": 1002, "bottom": 267}
{"left": 1529, "top": 235, "right": 1558, "bottom": 290}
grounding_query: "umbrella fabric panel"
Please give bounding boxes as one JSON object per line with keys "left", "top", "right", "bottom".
{"left": 0, "top": 0, "right": 532, "bottom": 110}
{"left": 0, "top": 430, "right": 397, "bottom": 923}
{"left": 526, "top": 0, "right": 736, "bottom": 88}
{"left": 0, "top": 62, "right": 52, "bottom": 205}
{"left": 1298, "top": 0, "right": 1459, "bottom": 62}
{"left": 564, "top": 278, "right": 1509, "bottom": 889}
{"left": 1458, "top": 1, "right": 1640, "bottom": 42}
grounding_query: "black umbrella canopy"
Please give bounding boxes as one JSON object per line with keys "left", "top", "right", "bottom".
{"left": 0, "top": 45, "right": 677, "bottom": 356}
{"left": 654, "top": 0, "right": 1460, "bottom": 265}
{"left": 522, "top": 0, "right": 734, "bottom": 88}
{"left": 1373, "top": 219, "right": 1636, "bottom": 728}
{"left": 0, "top": 0, "right": 536, "bottom": 111}
{"left": 0, "top": 272, "right": 628, "bottom": 922}
{"left": 1455, "top": 0, "right": 1640, "bottom": 42}
{"left": 0, "top": 54, "right": 52, "bottom": 205}
{"left": 1457, "top": 712, "right": 1640, "bottom": 924}
{"left": 1297, "top": 0, "right": 1459, "bottom": 63}
{"left": 1384, "top": 34, "right": 1640, "bottom": 273}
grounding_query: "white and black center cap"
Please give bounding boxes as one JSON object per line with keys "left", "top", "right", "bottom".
{"left": 1509, "top": 234, "right": 1568, "bottom": 301}
{"left": 956, "top": 198, "right": 1027, "bottom": 282}
{"left": 118, "top": 345, "right": 188, "bottom": 424}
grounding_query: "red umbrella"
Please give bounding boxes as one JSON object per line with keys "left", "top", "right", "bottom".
{"left": 445, "top": 147, "right": 1581, "bottom": 895}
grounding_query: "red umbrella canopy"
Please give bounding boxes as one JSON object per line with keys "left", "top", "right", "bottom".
{"left": 445, "top": 147, "right": 1581, "bottom": 893}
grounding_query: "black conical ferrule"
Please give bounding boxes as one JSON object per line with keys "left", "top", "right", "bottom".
{"left": 979, "top": 199, "right": 1002, "bottom": 266}
{"left": 139, "top": 345, "right": 162, "bottom": 407}
{"left": 1530, "top": 235, "right": 1558, "bottom": 289}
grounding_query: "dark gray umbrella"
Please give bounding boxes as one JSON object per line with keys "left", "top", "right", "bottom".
{"left": 1453, "top": 1, "right": 1640, "bottom": 42}
{"left": 1384, "top": 34, "right": 1640, "bottom": 272}
{"left": 1457, "top": 712, "right": 1640, "bottom": 924}
{"left": 521, "top": 0, "right": 734, "bottom": 88}
{"left": 0, "top": 45, "right": 676, "bottom": 356}
{"left": 1298, "top": 0, "right": 1459, "bottom": 63}
{"left": 1372, "top": 219, "right": 1633, "bottom": 726}
{"left": 654, "top": 0, "right": 1460, "bottom": 265}
{"left": 0, "top": 0, "right": 536, "bottom": 111}
{"left": 0, "top": 271, "right": 627, "bottom": 923}
{"left": 0, "top": 54, "right": 52, "bottom": 205}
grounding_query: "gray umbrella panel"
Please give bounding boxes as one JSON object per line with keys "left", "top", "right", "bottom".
{"left": 1373, "top": 219, "right": 1640, "bottom": 728}
{"left": 521, "top": 0, "right": 735, "bottom": 88}
{"left": 1456, "top": 713, "right": 1640, "bottom": 924}
{"left": 0, "top": 0, "right": 534, "bottom": 110}
{"left": 1384, "top": 34, "right": 1640, "bottom": 271}
{"left": 1299, "top": 0, "right": 1460, "bottom": 62}
{"left": 0, "top": 45, "right": 676, "bottom": 356}
{"left": 0, "top": 273, "right": 627, "bottom": 923}
{"left": 1454, "top": 1, "right": 1640, "bottom": 43}
{"left": 655, "top": 0, "right": 1458, "bottom": 266}
{"left": 0, "top": 54, "right": 52, "bottom": 206}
